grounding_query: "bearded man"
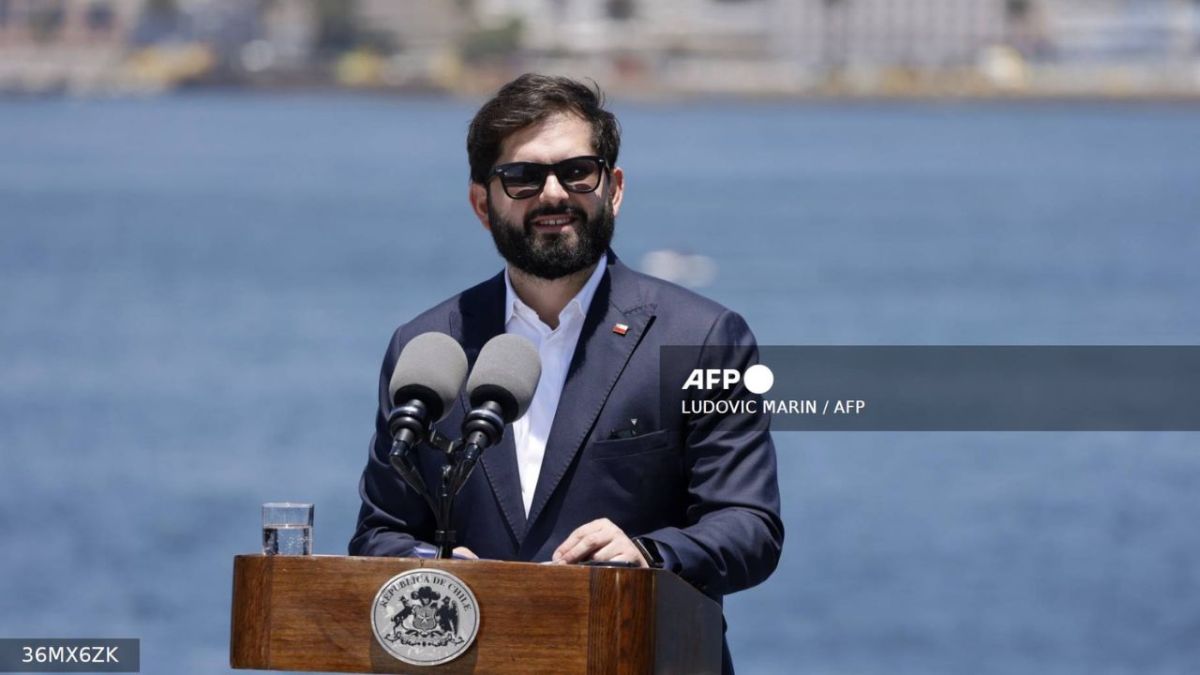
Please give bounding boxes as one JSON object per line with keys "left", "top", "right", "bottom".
{"left": 350, "top": 73, "right": 783, "bottom": 674}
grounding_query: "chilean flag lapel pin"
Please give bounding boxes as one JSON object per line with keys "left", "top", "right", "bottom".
{"left": 612, "top": 323, "right": 629, "bottom": 336}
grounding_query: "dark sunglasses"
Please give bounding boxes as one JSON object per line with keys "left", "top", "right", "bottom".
{"left": 489, "top": 155, "right": 608, "bottom": 200}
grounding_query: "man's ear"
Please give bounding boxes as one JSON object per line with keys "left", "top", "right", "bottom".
{"left": 469, "top": 182, "right": 490, "bottom": 230}
{"left": 609, "top": 166, "right": 625, "bottom": 217}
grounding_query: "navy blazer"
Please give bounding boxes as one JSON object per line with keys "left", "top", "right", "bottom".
{"left": 350, "top": 251, "right": 783, "bottom": 601}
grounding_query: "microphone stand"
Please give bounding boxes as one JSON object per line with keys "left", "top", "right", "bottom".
{"left": 433, "top": 439, "right": 464, "bottom": 559}
{"left": 432, "top": 401, "right": 505, "bottom": 556}
{"left": 388, "top": 407, "right": 506, "bottom": 560}
{"left": 432, "top": 435, "right": 493, "bottom": 559}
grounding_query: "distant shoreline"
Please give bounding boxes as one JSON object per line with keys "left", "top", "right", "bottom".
{"left": 5, "top": 83, "right": 1200, "bottom": 106}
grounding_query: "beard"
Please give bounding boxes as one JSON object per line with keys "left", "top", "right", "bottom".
{"left": 487, "top": 194, "right": 615, "bottom": 280}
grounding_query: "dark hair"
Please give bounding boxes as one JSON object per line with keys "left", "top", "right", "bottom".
{"left": 467, "top": 73, "right": 621, "bottom": 185}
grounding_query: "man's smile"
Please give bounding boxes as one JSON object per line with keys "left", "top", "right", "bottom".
{"left": 528, "top": 211, "right": 582, "bottom": 233}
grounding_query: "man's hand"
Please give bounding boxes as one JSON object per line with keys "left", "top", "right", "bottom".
{"left": 453, "top": 546, "right": 478, "bottom": 560}
{"left": 552, "top": 518, "right": 648, "bottom": 567}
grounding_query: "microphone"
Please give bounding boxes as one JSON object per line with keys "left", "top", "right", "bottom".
{"left": 386, "top": 332, "right": 468, "bottom": 498}
{"left": 451, "top": 334, "right": 541, "bottom": 492}
{"left": 388, "top": 332, "right": 469, "bottom": 443}
{"left": 464, "top": 334, "right": 541, "bottom": 446}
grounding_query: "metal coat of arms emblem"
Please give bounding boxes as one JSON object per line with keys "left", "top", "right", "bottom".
{"left": 371, "top": 569, "right": 480, "bottom": 666}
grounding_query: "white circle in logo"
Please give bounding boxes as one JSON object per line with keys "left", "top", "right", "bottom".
{"left": 371, "top": 569, "right": 480, "bottom": 666}
{"left": 743, "top": 364, "right": 774, "bottom": 394}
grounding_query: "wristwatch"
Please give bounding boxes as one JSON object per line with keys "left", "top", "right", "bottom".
{"left": 633, "top": 537, "right": 665, "bottom": 569}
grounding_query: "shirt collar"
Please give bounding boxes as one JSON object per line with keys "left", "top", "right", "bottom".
{"left": 504, "top": 253, "right": 608, "bottom": 329}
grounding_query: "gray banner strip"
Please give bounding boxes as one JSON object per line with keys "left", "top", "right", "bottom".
{"left": 0, "top": 639, "right": 138, "bottom": 673}
{"left": 660, "top": 347, "right": 1200, "bottom": 431}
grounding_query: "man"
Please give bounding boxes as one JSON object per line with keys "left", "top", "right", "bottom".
{"left": 350, "top": 73, "right": 783, "bottom": 673}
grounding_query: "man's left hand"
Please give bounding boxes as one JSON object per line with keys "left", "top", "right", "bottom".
{"left": 552, "top": 518, "right": 648, "bottom": 566}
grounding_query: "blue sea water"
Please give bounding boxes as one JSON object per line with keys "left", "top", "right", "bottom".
{"left": 1, "top": 93, "right": 1198, "bottom": 674}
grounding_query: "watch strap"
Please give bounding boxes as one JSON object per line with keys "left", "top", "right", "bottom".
{"left": 633, "top": 536, "right": 665, "bottom": 568}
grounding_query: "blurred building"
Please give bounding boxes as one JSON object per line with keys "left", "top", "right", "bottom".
{"left": 255, "top": 0, "right": 317, "bottom": 72}
{"left": 775, "top": 1, "right": 1007, "bottom": 67}
{"left": 1040, "top": 0, "right": 1199, "bottom": 60}
{"left": 351, "top": 0, "right": 468, "bottom": 87}
{"left": 1025, "top": 0, "right": 1200, "bottom": 95}
{"left": 0, "top": 0, "right": 145, "bottom": 93}
{"left": 356, "top": 0, "right": 465, "bottom": 55}
{"left": 0, "top": 0, "right": 140, "bottom": 46}
{"left": 476, "top": 0, "right": 771, "bottom": 56}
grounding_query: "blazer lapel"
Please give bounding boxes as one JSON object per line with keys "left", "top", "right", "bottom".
{"left": 525, "top": 257, "right": 656, "bottom": 528}
{"left": 454, "top": 273, "right": 528, "bottom": 545}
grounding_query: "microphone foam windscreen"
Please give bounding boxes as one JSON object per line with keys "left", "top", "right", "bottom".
{"left": 388, "top": 332, "right": 469, "bottom": 422}
{"left": 466, "top": 334, "right": 541, "bottom": 422}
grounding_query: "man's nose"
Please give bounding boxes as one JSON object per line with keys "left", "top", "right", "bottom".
{"left": 539, "top": 173, "right": 570, "bottom": 202}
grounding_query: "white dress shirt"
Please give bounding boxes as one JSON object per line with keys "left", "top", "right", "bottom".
{"left": 504, "top": 254, "right": 608, "bottom": 516}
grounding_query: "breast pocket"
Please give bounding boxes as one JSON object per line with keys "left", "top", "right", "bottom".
{"left": 587, "top": 428, "right": 675, "bottom": 460}
{"left": 583, "top": 429, "right": 685, "bottom": 524}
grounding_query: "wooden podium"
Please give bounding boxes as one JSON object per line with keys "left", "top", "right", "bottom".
{"left": 230, "top": 555, "right": 722, "bottom": 674}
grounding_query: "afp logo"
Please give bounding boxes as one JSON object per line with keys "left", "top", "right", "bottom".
{"left": 681, "top": 364, "right": 774, "bottom": 395}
